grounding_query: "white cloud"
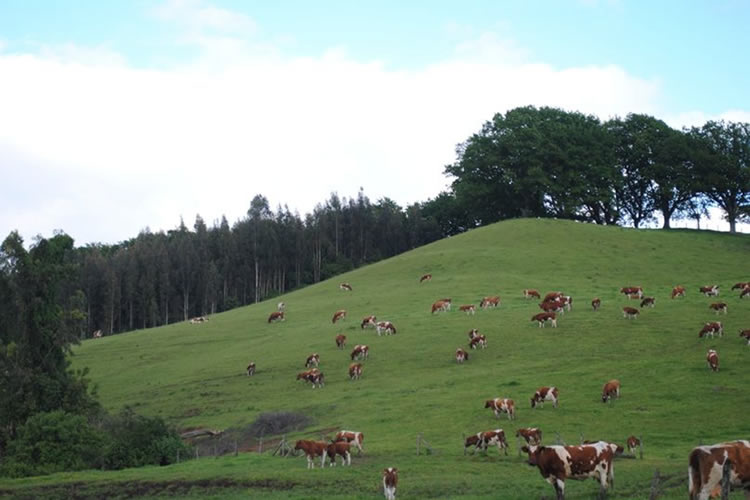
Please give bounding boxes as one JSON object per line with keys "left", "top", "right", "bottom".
{"left": 151, "top": 0, "right": 257, "bottom": 34}
{"left": 665, "top": 109, "right": 750, "bottom": 129}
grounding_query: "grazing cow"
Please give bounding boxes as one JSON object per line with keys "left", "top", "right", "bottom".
{"left": 640, "top": 297, "right": 655, "bottom": 308}
{"left": 688, "top": 440, "right": 750, "bottom": 500}
{"left": 189, "top": 316, "right": 208, "bottom": 324}
{"left": 706, "top": 350, "right": 719, "bottom": 372}
{"left": 335, "top": 334, "right": 347, "bottom": 349}
{"left": 334, "top": 430, "right": 364, "bottom": 454}
{"left": 622, "top": 306, "right": 639, "bottom": 319}
{"left": 349, "top": 362, "right": 363, "bottom": 380}
{"left": 732, "top": 282, "right": 750, "bottom": 290}
{"left": 517, "top": 428, "right": 543, "bottom": 446}
{"left": 294, "top": 439, "right": 327, "bottom": 469}
{"left": 325, "top": 441, "right": 351, "bottom": 467}
{"left": 626, "top": 436, "right": 640, "bottom": 456}
{"left": 532, "top": 312, "right": 557, "bottom": 328}
{"left": 459, "top": 304, "right": 476, "bottom": 315}
{"left": 305, "top": 353, "right": 320, "bottom": 368}
{"left": 709, "top": 302, "right": 728, "bottom": 315}
{"left": 455, "top": 347, "right": 469, "bottom": 363}
{"left": 246, "top": 362, "right": 256, "bottom": 376}
{"left": 361, "top": 315, "right": 377, "bottom": 329}
{"left": 531, "top": 387, "right": 559, "bottom": 409}
{"left": 700, "top": 285, "right": 720, "bottom": 297}
{"left": 92, "top": 329, "right": 102, "bottom": 338}
{"left": 420, "top": 273, "right": 432, "bottom": 283}
{"left": 268, "top": 311, "right": 285, "bottom": 323}
{"left": 485, "top": 398, "right": 515, "bottom": 420}
{"left": 540, "top": 301, "right": 564, "bottom": 314}
{"left": 464, "top": 430, "right": 508, "bottom": 455}
{"left": 431, "top": 300, "right": 451, "bottom": 314}
{"left": 544, "top": 291, "right": 564, "bottom": 302}
{"left": 620, "top": 286, "right": 643, "bottom": 298}
{"left": 559, "top": 296, "right": 573, "bottom": 311}
{"left": 277, "top": 301, "right": 285, "bottom": 312}
{"left": 480, "top": 296, "right": 501, "bottom": 309}
{"left": 332, "top": 310, "right": 347, "bottom": 323}
{"left": 582, "top": 440, "right": 625, "bottom": 455}
{"left": 351, "top": 344, "right": 369, "bottom": 360}
{"left": 376, "top": 321, "right": 397, "bottom": 336}
{"left": 671, "top": 286, "right": 686, "bottom": 299}
{"left": 297, "top": 369, "right": 324, "bottom": 388}
{"left": 383, "top": 467, "right": 398, "bottom": 500}
{"left": 740, "top": 329, "right": 750, "bottom": 345}
{"left": 591, "top": 298, "right": 601, "bottom": 311}
{"left": 524, "top": 289, "right": 541, "bottom": 299}
{"left": 340, "top": 283, "right": 353, "bottom": 291}
{"left": 469, "top": 334, "right": 487, "bottom": 349}
{"left": 467, "top": 328, "right": 480, "bottom": 339}
{"left": 742, "top": 287, "right": 750, "bottom": 299}
{"left": 699, "top": 322, "right": 723, "bottom": 338}
{"left": 522, "top": 441, "right": 620, "bottom": 500}
{"left": 602, "top": 379, "right": 620, "bottom": 403}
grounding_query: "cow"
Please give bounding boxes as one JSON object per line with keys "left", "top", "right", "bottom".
{"left": 700, "top": 285, "right": 720, "bottom": 297}
{"left": 464, "top": 429, "right": 508, "bottom": 455}
{"left": 383, "top": 467, "right": 398, "bottom": 500}
{"left": 699, "top": 322, "right": 723, "bottom": 339}
{"left": 268, "top": 311, "right": 285, "bottom": 323}
{"left": 620, "top": 286, "right": 643, "bottom": 298}
{"left": 189, "top": 316, "right": 208, "bottom": 324}
{"left": 455, "top": 347, "right": 469, "bottom": 363}
{"left": 485, "top": 398, "right": 515, "bottom": 420}
{"left": 591, "top": 298, "right": 601, "bottom": 311}
{"left": 544, "top": 291, "right": 564, "bottom": 302}
{"left": 732, "top": 282, "right": 750, "bottom": 290}
{"left": 602, "top": 379, "right": 620, "bottom": 403}
{"left": 332, "top": 309, "right": 347, "bottom": 323}
{"left": 277, "top": 301, "right": 285, "bottom": 312}
{"left": 706, "top": 350, "right": 719, "bottom": 372}
{"left": 334, "top": 430, "right": 364, "bottom": 454}
{"left": 480, "top": 296, "right": 501, "bottom": 309}
{"left": 522, "top": 441, "right": 620, "bottom": 500}
{"left": 626, "top": 436, "right": 641, "bottom": 456}
{"left": 559, "top": 296, "right": 573, "bottom": 311}
{"left": 540, "top": 301, "right": 564, "bottom": 314}
{"left": 459, "top": 304, "right": 476, "bottom": 315}
{"left": 246, "top": 362, "right": 256, "bottom": 376}
{"left": 351, "top": 344, "right": 369, "bottom": 360}
{"left": 297, "top": 369, "right": 324, "bottom": 389}
{"left": 325, "top": 441, "right": 351, "bottom": 467}
{"left": 431, "top": 300, "right": 451, "bottom": 314}
{"left": 742, "top": 287, "right": 750, "bottom": 299}
{"left": 532, "top": 312, "right": 557, "bottom": 328}
{"left": 469, "top": 334, "right": 487, "bottom": 349}
{"left": 420, "top": 273, "right": 432, "bottom": 283}
{"left": 524, "top": 289, "right": 541, "bottom": 299}
{"left": 622, "top": 306, "right": 639, "bottom": 319}
{"left": 361, "top": 315, "right": 377, "bottom": 329}
{"left": 672, "top": 285, "right": 686, "bottom": 299}
{"left": 740, "top": 329, "right": 750, "bottom": 345}
{"left": 517, "top": 428, "right": 543, "bottom": 446}
{"left": 349, "top": 362, "right": 363, "bottom": 380}
{"left": 92, "top": 329, "right": 103, "bottom": 338}
{"left": 688, "top": 440, "right": 750, "bottom": 500}
{"left": 294, "top": 439, "right": 327, "bottom": 468}
{"left": 305, "top": 353, "right": 320, "bottom": 368}
{"left": 467, "top": 328, "right": 480, "bottom": 339}
{"left": 582, "top": 440, "right": 625, "bottom": 456}
{"left": 709, "top": 302, "right": 728, "bottom": 315}
{"left": 335, "top": 334, "right": 347, "bottom": 349}
{"left": 340, "top": 283, "right": 353, "bottom": 291}
{"left": 376, "top": 321, "right": 397, "bottom": 336}
{"left": 531, "top": 386, "right": 559, "bottom": 409}
{"left": 640, "top": 297, "right": 655, "bottom": 308}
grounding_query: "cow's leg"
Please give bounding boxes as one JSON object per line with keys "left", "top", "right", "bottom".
{"left": 345, "top": 451, "right": 351, "bottom": 466}
{"left": 320, "top": 452, "right": 326, "bottom": 469}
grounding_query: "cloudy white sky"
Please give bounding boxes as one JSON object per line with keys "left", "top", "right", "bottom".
{"left": 1, "top": 0, "right": 749, "bottom": 245}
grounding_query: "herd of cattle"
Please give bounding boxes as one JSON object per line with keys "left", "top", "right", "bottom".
{"left": 243, "top": 276, "right": 749, "bottom": 499}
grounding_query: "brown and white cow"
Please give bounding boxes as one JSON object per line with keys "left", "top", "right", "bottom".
{"left": 540, "top": 301, "right": 564, "bottom": 314}
{"left": 640, "top": 297, "right": 655, "bottom": 308}
{"left": 467, "top": 328, "right": 480, "bottom": 339}
{"left": 485, "top": 398, "right": 515, "bottom": 420}
{"left": 620, "top": 286, "right": 643, "bottom": 298}
{"left": 522, "top": 441, "right": 620, "bottom": 500}
{"left": 706, "top": 350, "right": 719, "bottom": 372}
{"left": 517, "top": 428, "right": 543, "bottom": 446}
{"left": 246, "top": 362, "right": 256, "bottom": 376}
{"left": 268, "top": 311, "right": 285, "bottom": 323}
{"left": 602, "top": 379, "right": 620, "bottom": 403}
{"left": 297, "top": 369, "right": 324, "bottom": 389}
{"left": 532, "top": 312, "right": 557, "bottom": 328}
{"left": 544, "top": 291, "right": 564, "bottom": 302}
{"left": 622, "top": 306, "right": 639, "bottom": 319}
{"left": 325, "top": 441, "right": 351, "bottom": 467}
{"left": 334, "top": 430, "right": 364, "bottom": 454}
{"left": 700, "top": 285, "right": 720, "bottom": 297}
{"left": 469, "top": 334, "right": 487, "bottom": 349}
{"left": 376, "top": 321, "right": 397, "bottom": 336}
{"left": 709, "top": 302, "right": 728, "bottom": 315}
{"left": 332, "top": 309, "right": 347, "bottom": 323}
{"left": 294, "top": 439, "right": 327, "bottom": 469}
{"left": 626, "top": 436, "right": 641, "bottom": 456}
{"left": 335, "top": 334, "right": 347, "bottom": 349}
{"left": 339, "top": 282, "right": 353, "bottom": 291}
{"left": 361, "top": 315, "right": 377, "bottom": 329}
{"left": 591, "top": 298, "right": 601, "bottom": 311}
{"left": 741, "top": 287, "right": 750, "bottom": 299}
{"left": 351, "top": 344, "right": 369, "bottom": 360}
{"left": 383, "top": 467, "right": 398, "bottom": 500}
{"left": 524, "top": 289, "right": 541, "bottom": 299}
{"left": 431, "top": 300, "right": 451, "bottom": 314}
{"left": 455, "top": 347, "right": 469, "bottom": 363}
{"left": 740, "top": 329, "right": 750, "bottom": 345}
{"left": 277, "top": 301, "right": 285, "bottom": 312}
{"left": 671, "top": 285, "right": 686, "bottom": 299}
{"left": 464, "top": 429, "right": 508, "bottom": 455}
{"left": 480, "top": 296, "right": 501, "bottom": 309}
{"left": 459, "top": 304, "right": 476, "bottom": 315}
{"left": 305, "top": 353, "right": 320, "bottom": 368}
{"left": 559, "top": 296, "right": 573, "bottom": 311}
{"left": 92, "top": 329, "right": 103, "bottom": 338}
{"left": 688, "top": 440, "right": 750, "bottom": 500}
{"left": 419, "top": 273, "right": 432, "bottom": 283}
{"left": 732, "top": 282, "right": 750, "bottom": 290}
{"left": 189, "top": 316, "right": 208, "bottom": 324}
{"left": 531, "top": 386, "right": 559, "bottom": 409}
{"left": 349, "top": 362, "right": 363, "bottom": 380}
{"left": 699, "top": 322, "right": 723, "bottom": 338}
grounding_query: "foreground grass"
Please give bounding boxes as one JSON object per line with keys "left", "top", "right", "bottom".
{"left": 2, "top": 219, "right": 749, "bottom": 498}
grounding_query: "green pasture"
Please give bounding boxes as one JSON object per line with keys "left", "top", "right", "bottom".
{"left": 2, "top": 219, "right": 749, "bottom": 498}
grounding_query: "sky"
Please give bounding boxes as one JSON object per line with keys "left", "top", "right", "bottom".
{"left": 1, "top": 0, "right": 749, "bottom": 245}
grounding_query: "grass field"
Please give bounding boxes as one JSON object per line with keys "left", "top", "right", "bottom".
{"left": 2, "top": 218, "right": 749, "bottom": 499}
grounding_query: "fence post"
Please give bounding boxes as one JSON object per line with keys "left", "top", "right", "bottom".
{"left": 721, "top": 459, "right": 731, "bottom": 499}
{"left": 195, "top": 447, "right": 199, "bottom": 460}
{"left": 580, "top": 433, "right": 585, "bottom": 445}
{"left": 259, "top": 434, "right": 264, "bottom": 454}
{"left": 649, "top": 469, "right": 660, "bottom": 500}
{"left": 176, "top": 449, "right": 180, "bottom": 464}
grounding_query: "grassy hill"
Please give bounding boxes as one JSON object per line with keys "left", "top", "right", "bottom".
{"left": 3, "top": 218, "right": 750, "bottom": 499}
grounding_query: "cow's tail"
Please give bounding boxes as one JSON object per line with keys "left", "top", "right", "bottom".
{"left": 688, "top": 448, "right": 702, "bottom": 500}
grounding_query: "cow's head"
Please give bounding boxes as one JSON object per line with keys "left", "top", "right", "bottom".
{"left": 484, "top": 399, "right": 494, "bottom": 409}
{"left": 521, "top": 445, "right": 541, "bottom": 466}
{"left": 602, "top": 392, "right": 610, "bottom": 403}
{"left": 530, "top": 395, "right": 538, "bottom": 408}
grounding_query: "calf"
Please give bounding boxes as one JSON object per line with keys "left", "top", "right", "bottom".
{"left": 349, "top": 362, "right": 363, "bottom": 380}
{"left": 332, "top": 309, "right": 347, "bottom": 323}
{"left": 351, "top": 344, "right": 369, "bottom": 360}
{"left": 699, "top": 285, "right": 719, "bottom": 297}
{"left": 339, "top": 282, "right": 353, "bottom": 291}
{"left": 246, "top": 362, "right": 256, "bottom": 376}
{"left": 334, "top": 430, "right": 364, "bottom": 454}
{"left": 361, "top": 315, "right": 377, "bottom": 329}
{"left": 464, "top": 429, "right": 508, "bottom": 455}
{"left": 294, "top": 439, "right": 327, "bottom": 469}
{"left": 531, "top": 312, "right": 557, "bottom": 328}
{"left": 699, "top": 322, "right": 723, "bottom": 338}
{"left": 740, "top": 329, "right": 750, "bottom": 345}
{"left": 517, "top": 428, "right": 543, "bottom": 446}
{"left": 297, "top": 369, "right": 324, "bottom": 389}
{"left": 485, "top": 398, "right": 515, "bottom": 420}
{"left": 469, "top": 334, "right": 487, "bottom": 349}
{"left": 591, "top": 298, "right": 601, "bottom": 311}
{"left": 640, "top": 297, "right": 655, "bottom": 308}
{"left": 731, "top": 282, "right": 750, "bottom": 290}
{"left": 709, "top": 302, "right": 727, "bottom": 315}
{"left": 305, "top": 353, "right": 320, "bottom": 368}
{"left": 383, "top": 467, "right": 398, "bottom": 500}
{"left": 480, "top": 296, "right": 500, "bottom": 309}
{"left": 524, "top": 289, "right": 541, "bottom": 299}
{"left": 459, "top": 304, "right": 476, "bottom": 315}
{"left": 455, "top": 347, "right": 469, "bottom": 363}
{"left": 268, "top": 311, "right": 285, "bottom": 323}
{"left": 376, "top": 321, "right": 397, "bottom": 336}
{"left": 706, "top": 350, "right": 719, "bottom": 372}
{"left": 602, "top": 379, "right": 620, "bottom": 403}
{"left": 626, "top": 435, "right": 641, "bottom": 456}
{"left": 335, "top": 334, "right": 347, "bottom": 349}
{"left": 325, "top": 441, "right": 351, "bottom": 467}
{"left": 419, "top": 273, "right": 432, "bottom": 283}
{"left": 620, "top": 286, "right": 643, "bottom": 298}
{"left": 622, "top": 306, "right": 639, "bottom": 319}
{"left": 688, "top": 440, "right": 750, "bottom": 500}
{"left": 431, "top": 300, "right": 450, "bottom": 314}
{"left": 671, "top": 285, "right": 686, "bottom": 299}
{"left": 531, "top": 386, "right": 559, "bottom": 409}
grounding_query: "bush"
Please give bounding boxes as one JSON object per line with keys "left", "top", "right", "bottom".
{"left": 248, "top": 411, "right": 313, "bottom": 437}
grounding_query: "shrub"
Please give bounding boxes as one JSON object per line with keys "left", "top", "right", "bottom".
{"left": 248, "top": 411, "right": 313, "bottom": 437}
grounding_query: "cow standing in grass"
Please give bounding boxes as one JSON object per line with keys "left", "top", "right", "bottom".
{"left": 268, "top": 311, "right": 284, "bottom": 323}
{"left": 294, "top": 440, "right": 327, "bottom": 469}
{"left": 688, "top": 440, "right": 750, "bottom": 500}
{"left": 349, "top": 362, "right": 363, "bottom": 380}
{"left": 626, "top": 436, "right": 641, "bottom": 456}
{"left": 517, "top": 428, "right": 543, "bottom": 446}
{"left": 524, "top": 289, "right": 541, "bottom": 299}
{"left": 420, "top": 273, "right": 432, "bottom": 283}
{"left": 699, "top": 322, "right": 723, "bottom": 338}
{"left": 455, "top": 348, "right": 469, "bottom": 363}
{"left": 706, "top": 350, "right": 719, "bottom": 372}
{"left": 335, "top": 334, "right": 347, "bottom": 349}
{"left": 622, "top": 307, "right": 639, "bottom": 319}
{"left": 740, "top": 329, "right": 750, "bottom": 345}
{"left": 485, "top": 398, "right": 515, "bottom": 420}
{"left": 332, "top": 310, "right": 347, "bottom": 323}
{"left": 246, "top": 362, "right": 256, "bottom": 376}
{"left": 531, "top": 387, "right": 559, "bottom": 409}
{"left": 709, "top": 302, "right": 727, "bottom": 315}
{"left": 464, "top": 429, "right": 508, "bottom": 455}
{"left": 591, "top": 298, "right": 601, "bottom": 311}
{"left": 602, "top": 380, "right": 620, "bottom": 402}
{"left": 383, "top": 468, "right": 398, "bottom": 500}
{"left": 671, "top": 286, "right": 686, "bottom": 299}
{"left": 325, "top": 441, "right": 351, "bottom": 466}
{"left": 334, "top": 430, "right": 364, "bottom": 454}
